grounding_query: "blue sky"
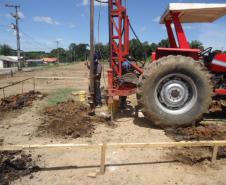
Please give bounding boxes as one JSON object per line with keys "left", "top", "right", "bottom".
{"left": 0, "top": 0, "right": 226, "bottom": 52}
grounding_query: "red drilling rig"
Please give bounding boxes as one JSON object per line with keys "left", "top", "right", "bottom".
{"left": 92, "top": 1, "right": 226, "bottom": 127}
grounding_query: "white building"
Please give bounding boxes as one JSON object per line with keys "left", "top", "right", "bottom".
{"left": 0, "top": 56, "right": 18, "bottom": 69}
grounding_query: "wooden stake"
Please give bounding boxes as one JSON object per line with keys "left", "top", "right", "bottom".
{"left": 2, "top": 88, "right": 5, "bottom": 98}
{"left": 211, "top": 144, "right": 219, "bottom": 163}
{"left": 100, "top": 143, "right": 107, "bottom": 174}
{"left": 33, "top": 77, "right": 36, "bottom": 91}
{"left": 21, "top": 81, "right": 24, "bottom": 93}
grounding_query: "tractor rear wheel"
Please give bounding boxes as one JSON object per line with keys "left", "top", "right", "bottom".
{"left": 137, "top": 55, "right": 213, "bottom": 127}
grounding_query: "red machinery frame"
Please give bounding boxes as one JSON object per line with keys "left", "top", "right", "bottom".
{"left": 108, "top": 6, "right": 226, "bottom": 97}
{"left": 153, "top": 12, "right": 200, "bottom": 61}
{"left": 108, "top": 0, "right": 143, "bottom": 97}
{"left": 152, "top": 11, "right": 226, "bottom": 96}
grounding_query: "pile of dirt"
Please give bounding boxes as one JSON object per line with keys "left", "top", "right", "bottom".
{"left": 0, "top": 151, "right": 39, "bottom": 185}
{"left": 165, "top": 124, "right": 226, "bottom": 165}
{"left": 165, "top": 123, "right": 226, "bottom": 141}
{"left": 37, "top": 100, "right": 105, "bottom": 139}
{"left": 0, "top": 91, "right": 44, "bottom": 112}
{"left": 167, "top": 147, "right": 212, "bottom": 165}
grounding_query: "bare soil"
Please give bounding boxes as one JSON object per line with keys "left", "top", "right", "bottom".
{"left": 0, "top": 63, "right": 226, "bottom": 185}
{"left": 37, "top": 100, "right": 104, "bottom": 139}
{"left": 165, "top": 123, "right": 226, "bottom": 141}
{"left": 0, "top": 91, "right": 44, "bottom": 112}
{"left": 0, "top": 151, "right": 39, "bottom": 185}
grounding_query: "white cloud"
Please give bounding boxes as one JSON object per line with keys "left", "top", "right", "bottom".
{"left": 82, "top": 0, "right": 89, "bottom": 6}
{"left": 77, "top": 0, "right": 107, "bottom": 7}
{"left": 94, "top": 1, "right": 108, "bottom": 6}
{"left": 68, "top": 23, "right": 76, "bottom": 28}
{"left": 161, "top": 24, "right": 194, "bottom": 30}
{"left": 18, "top": 11, "right": 25, "bottom": 19}
{"left": 6, "top": 13, "right": 11, "bottom": 18}
{"left": 198, "top": 23, "right": 226, "bottom": 50}
{"left": 152, "top": 16, "right": 161, "bottom": 23}
{"left": 1, "top": 12, "right": 24, "bottom": 19}
{"left": 33, "top": 16, "right": 60, "bottom": 25}
{"left": 140, "top": 26, "right": 147, "bottom": 33}
{"left": 54, "top": 21, "right": 61, "bottom": 25}
{"left": 56, "top": 38, "right": 63, "bottom": 42}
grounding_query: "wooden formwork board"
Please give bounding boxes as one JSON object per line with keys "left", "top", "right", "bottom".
{"left": 34, "top": 77, "right": 79, "bottom": 80}
{"left": 1, "top": 141, "right": 226, "bottom": 174}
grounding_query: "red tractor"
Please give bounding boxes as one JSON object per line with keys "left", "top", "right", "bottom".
{"left": 107, "top": 1, "right": 226, "bottom": 127}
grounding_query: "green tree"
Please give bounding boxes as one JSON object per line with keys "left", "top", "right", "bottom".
{"left": 95, "top": 43, "right": 109, "bottom": 60}
{"left": 0, "top": 44, "right": 14, "bottom": 55}
{"left": 190, "top": 40, "right": 204, "bottom": 50}
{"left": 143, "top": 42, "right": 158, "bottom": 59}
{"left": 50, "top": 48, "right": 67, "bottom": 62}
{"left": 158, "top": 39, "right": 170, "bottom": 48}
{"left": 149, "top": 43, "right": 158, "bottom": 52}
{"left": 130, "top": 39, "right": 145, "bottom": 60}
{"left": 68, "top": 43, "right": 89, "bottom": 61}
{"left": 23, "top": 51, "right": 46, "bottom": 59}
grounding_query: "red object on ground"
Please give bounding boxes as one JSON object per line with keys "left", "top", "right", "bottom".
{"left": 42, "top": 58, "right": 58, "bottom": 63}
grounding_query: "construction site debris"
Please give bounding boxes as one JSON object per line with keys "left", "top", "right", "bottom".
{"left": 37, "top": 100, "right": 107, "bottom": 139}
{"left": 0, "top": 91, "right": 44, "bottom": 112}
{"left": 0, "top": 151, "right": 39, "bottom": 185}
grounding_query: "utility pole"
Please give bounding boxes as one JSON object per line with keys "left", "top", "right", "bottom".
{"left": 56, "top": 40, "right": 60, "bottom": 62}
{"left": 5, "top": 4, "right": 22, "bottom": 70}
{"left": 89, "top": 0, "right": 95, "bottom": 110}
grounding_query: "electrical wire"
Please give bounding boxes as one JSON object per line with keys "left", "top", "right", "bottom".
{"left": 96, "top": 1, "right": 107, "bottom": 88}
{"left": 95, "top": 0, "right": 109, "bottom": 3}
{"left": 20, "top": 30, "right": 54, "bottom": 51}
{"left": 97, "top": 1, "right": 102, "bottom": 46}
{"left": 129, "top": 22, "right": 147, "bottom": 62}
{"left": 95, "top": 0, "right": 147, "bottom": 62}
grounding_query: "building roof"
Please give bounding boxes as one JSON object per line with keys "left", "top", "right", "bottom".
{"left": 0, "top": 55, "right": 18, "bottom": 63}
{"left": 7, "top": 56, "right": 23, "bottom": 61}
{"left": 42, "top": 57, "right": 58, "bottom": 63}
{"left": 26, "top": 59, "right": 44, "bottom": 63}
{"left": 160, "top": 3, "right": 226, "bottom": 24}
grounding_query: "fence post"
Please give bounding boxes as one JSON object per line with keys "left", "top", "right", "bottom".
{"left": 100, "top": 143, "right": 107, "bottom": 174}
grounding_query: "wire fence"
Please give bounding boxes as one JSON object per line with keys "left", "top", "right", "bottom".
{"left": 0, "top": 76, "right": 88, "bottom": 99}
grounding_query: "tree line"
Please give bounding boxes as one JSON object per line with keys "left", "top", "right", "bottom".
{"left": 1, "top": 39, "right": 225, "bottom": 62}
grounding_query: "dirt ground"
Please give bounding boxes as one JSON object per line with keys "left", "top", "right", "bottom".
{"left": 1, "top": 62, "right": 226, "bottom": 185}
{"left": 0, "top": 151, "right": 39, "bottom": 185}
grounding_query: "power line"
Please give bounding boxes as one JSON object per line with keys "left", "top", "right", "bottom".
{"left": 95, "top": 0, "right": 108, "bottom": 3}
{"left": 20, "top": 30, "right": 54, "bottom": 51}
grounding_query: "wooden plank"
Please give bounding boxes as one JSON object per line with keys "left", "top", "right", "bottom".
{"left": 0, "top": 143, "right": 101, "bottom": 151}
{"left": 100, "top": 144, "right": 107, "bottom": 174}
{"left": 34, "top": 77, "right": 79, "bottom": 80}
{"left": 1, "top": 141, "right": 226, "bottom": 151}
{"left": 107, "top": 141, "right": 226, "bottom": 148}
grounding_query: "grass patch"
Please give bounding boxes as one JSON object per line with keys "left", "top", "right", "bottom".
{"left": 47, "top": 88, "right": 78, "bottom": 106}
